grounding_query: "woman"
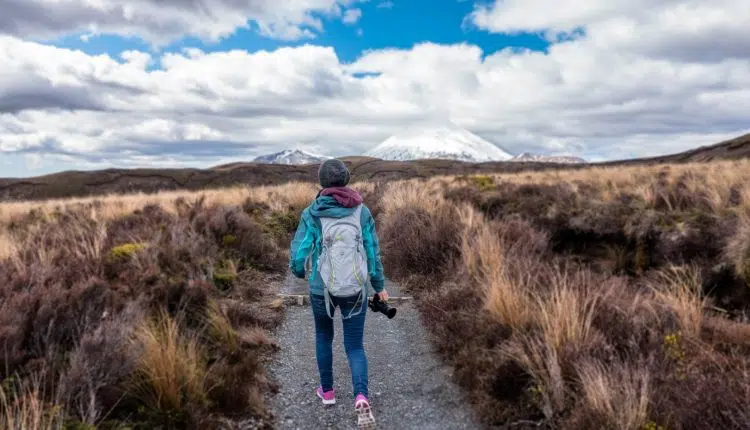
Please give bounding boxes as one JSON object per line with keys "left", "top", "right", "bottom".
{"left": 289, "top": 158, "right": 388, "bottom": 429}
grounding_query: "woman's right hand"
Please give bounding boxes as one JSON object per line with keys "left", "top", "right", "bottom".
{"left": 376, "top": 290, "right": 389, "bottom": 302}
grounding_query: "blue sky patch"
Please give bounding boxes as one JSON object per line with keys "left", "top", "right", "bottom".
{"left": 48, "top": 0, "right": 550, "bottom": 64}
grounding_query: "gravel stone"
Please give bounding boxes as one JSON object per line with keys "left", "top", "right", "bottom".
{"left": 268, "top": 275, "right": 480, "bottom": 429}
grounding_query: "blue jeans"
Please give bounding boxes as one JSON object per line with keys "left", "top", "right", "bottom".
{"left": 310, "top": 292, "right": 368, "bottom": 398}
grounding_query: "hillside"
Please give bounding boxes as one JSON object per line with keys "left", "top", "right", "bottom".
{"left": 602, "top": 132, "right": 750, "bottom": 165}
{"left": 1, "top": 132, "right": 749, "bottom": 201}
{"left": 0, "top": 157, "right": 582, "bottom": 201}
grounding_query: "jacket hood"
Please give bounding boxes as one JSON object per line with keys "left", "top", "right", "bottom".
{"left": 309, "top": 195, "right": 358, "bottom": 218}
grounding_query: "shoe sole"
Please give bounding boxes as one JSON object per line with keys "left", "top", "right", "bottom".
{"left": 356, "top": 404, "right": 376, "bottom": 429}
{"left": 317, "top": 391, "right": 336, "bottom": 405}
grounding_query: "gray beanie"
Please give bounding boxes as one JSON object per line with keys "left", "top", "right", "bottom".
{"left": 318, "top": 158, "right": 350, "bottom": 188}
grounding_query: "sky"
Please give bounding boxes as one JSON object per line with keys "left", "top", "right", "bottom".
{"left": 1, "top": 0, "right": 749, "bottom": 177}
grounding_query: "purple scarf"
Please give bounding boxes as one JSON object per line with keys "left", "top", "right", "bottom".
{"left": 319, "top": 187, "right": 364, "bottom": 208}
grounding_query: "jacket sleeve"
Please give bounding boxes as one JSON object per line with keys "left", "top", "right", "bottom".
{"left": 361, "top": 205, "right": 385, "bottom": 293}
{"left": 289, "top": 210, "right": 314, "bottom": 279}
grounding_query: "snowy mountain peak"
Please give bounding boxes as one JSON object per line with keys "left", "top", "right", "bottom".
{"left": 253, "top": 149, "right": 331, "bottom": 165}
{"left": 366, "top": 123, "right": 513, "bottom": 162}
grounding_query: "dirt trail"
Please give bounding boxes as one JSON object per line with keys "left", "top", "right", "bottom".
{"left": 267, "top": 274, "right": 479, "bottom": 429}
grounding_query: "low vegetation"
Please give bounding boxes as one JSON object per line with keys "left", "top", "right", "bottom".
{"left": 0, "top": 183, "right": 316, "bottom": 429}
{"left": 4, "top": 158, "right": 750, "bottom": 429}
{"left": 374, "top": 159, "right": 750, "bottom": 429}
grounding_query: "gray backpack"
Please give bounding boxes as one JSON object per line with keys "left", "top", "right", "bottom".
{"left": 317, "top": 204, "right": 369, "bottom": 319}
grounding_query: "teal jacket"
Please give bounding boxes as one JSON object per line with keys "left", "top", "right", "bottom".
{"left": 289, "top": 196, "right": 385, "bottom": 296}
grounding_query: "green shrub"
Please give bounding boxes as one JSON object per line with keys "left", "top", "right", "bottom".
{"left": 222, "top": 234, "right": 237, "bottom": 247}
{"left": 212, "top": 259, "right": 238, "bottom": 291}
{"left": 108, "top": 243, "right": 146, "bottom": 261}
{"left": 212, "top": 271, "right": 236, "bottom": 291}
{"left": 469, "top": 175, "right": 495, "bottom": 191}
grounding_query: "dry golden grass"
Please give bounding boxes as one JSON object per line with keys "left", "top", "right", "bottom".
{"left": 0, "top": 182, "right": 319, "bottom": 226}
{"left": 245, "top": 182, "right": 318, "bottom": 212}
{"left": 536, "top": 269, "right": 599, "bottom": 352}
{"left": 484, "top": 269, "right": 536, "bottom": 330}
{"left": 459, "top": 211, "right": 535, "bottom": 329}
{"left": 0, "top": 181, "right": 319, "bottom": 265}
{"left": 0, "top": 374, "right": 64, "bottom": 430}
{"left": 379, "top": 179, "right": 452, "bottom": 216}
{"left": 650, "top": 265, "right": 708, "bottom": 338}
{"left": 204, "top": 301, "right": 239, "bottom": 352}
{"left": 501, "top": 333, "right": 565, "bottom": 420}
{"left": 2, "top": 159, "right": 748, "bottom": 229}
{"left": 0, "top": 227, "right": 16, "bottom": 261}
{"left": 576, "top": 360, "right": 651, "bottom": 430}
{"left": 436, "top": 158, "right": 750, "bottom": 214}
{"left": 130, "top": 311, "right": 208, "bottom": 414}
{"left": 727, "top": 215, "right": 750, "bottom": 283}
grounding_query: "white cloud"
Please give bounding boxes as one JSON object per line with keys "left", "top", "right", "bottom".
{"left": 468, "top": 0, "right": 750, "bottom": 61}
{"left": 1, "top": 0, "right": 749, "bottom": 175}
{"left": 0, "top": 0, "right": 364, "bottom": 45}
{"left": 376, "top": 1, "right": 394, "bottom": 9}
{"left": 342, "top": 8, "right": 363, "bottom": 25}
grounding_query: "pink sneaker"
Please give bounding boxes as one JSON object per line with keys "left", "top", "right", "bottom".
{"left": 316, "top": 386, "right": 336, "bottom": 405}
{"left": 355, "top": 394, "right": 376, "bottom": 429}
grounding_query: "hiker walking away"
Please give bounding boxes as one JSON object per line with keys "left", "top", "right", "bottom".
{"left": 289, "top": 158, "right": 387, "bottom": 429}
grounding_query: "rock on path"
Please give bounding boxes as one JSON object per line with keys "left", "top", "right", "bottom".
{"left": 268, "top": 275, "right": 480, "bottom": 429}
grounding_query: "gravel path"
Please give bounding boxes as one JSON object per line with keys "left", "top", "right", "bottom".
{"left": 268, "top": 275, "right": 480, "bottom": 429}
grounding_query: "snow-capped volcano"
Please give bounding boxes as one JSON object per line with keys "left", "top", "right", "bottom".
{"left": 510, "top": 152, "right": 587, "bottom": 164}
{"left": 366, "top": 124, "right": 513, "bottom": 162}
{"left": 253, "top": 149, "right": 331, "bottom": 165}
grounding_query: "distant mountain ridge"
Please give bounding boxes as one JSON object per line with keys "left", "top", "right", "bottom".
{"left": 366, "top": 123, "right": 513, "bottom": 162}
{"left": 510, "top": 152, "right": 587, "bottom": 164}
{"left": 253, "top": 149, "right": 330, "bottom": 165}
{"left": 1, "top": 132, "right": 749, "bottom": 202}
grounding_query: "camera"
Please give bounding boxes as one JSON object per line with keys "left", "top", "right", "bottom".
{"left": 368, "top": 294, "right": 397, "bottom": 319}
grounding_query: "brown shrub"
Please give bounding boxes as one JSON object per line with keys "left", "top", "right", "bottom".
{"left": 60, "top": 303, "right": 143, "bottom": 424}
{"left": 379, "top": 202, "right": 461, "bottom": 285}
{"left": 192, "top": 204, "right": 286, "bottom": 273}
{"left": 358, "top": 181, "right": 388, "bottom": 221}
{"left": 0, "top": 192, "right": 290, "bottom": 428}
{"left": 648, "top": 347, "right": 750, "bottom": 430}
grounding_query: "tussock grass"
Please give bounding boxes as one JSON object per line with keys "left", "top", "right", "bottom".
{"left": 0, "top": 374, "right": 64, "bottom": 430}
{"left": 727, "top": 215, "right": 750, "bottom": 283}
{"left": 576, "top": 360, "right": 651, "bottom": 430}
{"left": 0, "top": 227, "right": 16, "bottom": 261}
{"left": 650, "top": 265, "right": 707, "bottom": 338}
{"left": 204, "top": 300, "right": 239, "bottom": 352}
{"left": 536, "top": 268, "right": 600, "bottom": 353}
{"left": 129, "top": 311, "right": 208, "bottom": 415}
{"left": 501, "top": 334, "right": 565, "bottom": 420}
{"left": 459, "top": 211, "right": 534, "bottom": 329}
